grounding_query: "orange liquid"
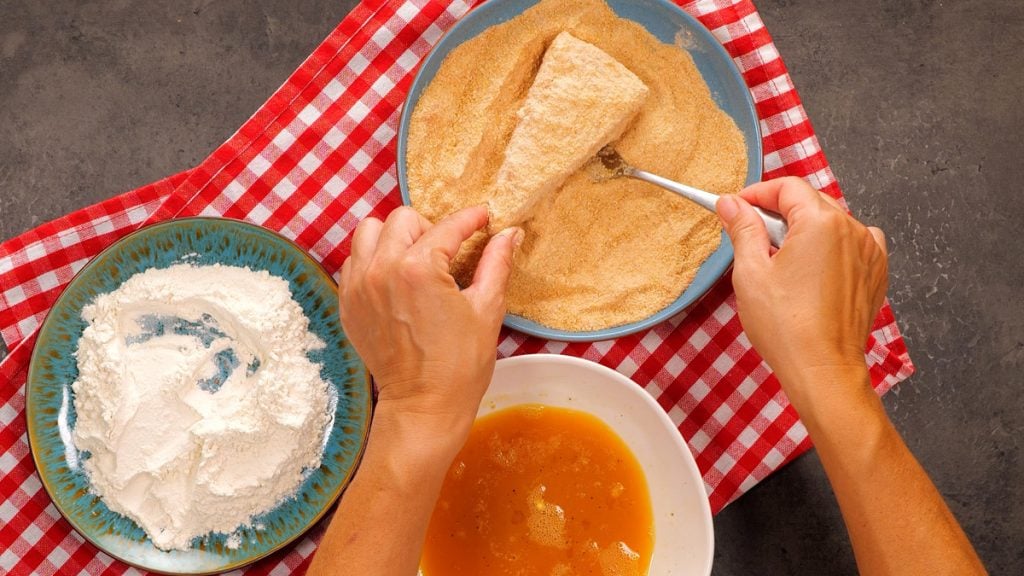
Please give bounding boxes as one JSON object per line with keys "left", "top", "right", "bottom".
{"left": 421, "top": 404, "right": 653, "bottom": 575}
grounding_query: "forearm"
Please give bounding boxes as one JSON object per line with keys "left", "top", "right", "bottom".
{"left": 783, "top": 366, "right": 985, "bottom": 576}
{"left": 307, "top": 406, "right": 467, "bottom": 576}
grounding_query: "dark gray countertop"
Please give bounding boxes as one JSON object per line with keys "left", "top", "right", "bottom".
{"left": 2, "top": 0, "right": 1021, "bottom": 573}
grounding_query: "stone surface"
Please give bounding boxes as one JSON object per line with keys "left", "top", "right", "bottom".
{"left": 0, "top": 0, "right": 351, "bottom": 239}
{"left": 715, "top": 1, "right": 1023, "bottom": 574}
{"left": 1, "top": 0, "right": 1021, "bottom": 573}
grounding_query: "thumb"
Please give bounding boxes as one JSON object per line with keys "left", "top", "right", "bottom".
{"left": 463, "top": 227, "right": 523, "bottom": 315}
{"left": 717, "top": 195, "right": 771, "bottom": 267}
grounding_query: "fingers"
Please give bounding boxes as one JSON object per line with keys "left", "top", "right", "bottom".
{"left": 717, "top": 195, "right": 771, "bottom": 268}
{"left": 738, "top": 176, "right": 821, "bottom": 217}
{"left": 337, "top": 259, "right": 354, "bottom": 321}
{"left": 740, "top": 177, "right": 867, "bottom": 243}
{"left": 868, "top": 226, "right": 890, "bottom": 321}
{"left": 348, "top": 217, "right": 383, "bottom": 269}
{"left": 819, "top": 193, "right": 845, "bottom": 212}
{"left": 414, "top": 205, "right": 490, "bottom": 265}
{"left": 463, "top": 227, "right": 523, "bottom": 315}
{"left": 868, "top": 226, "right": 888, "bottom": 257}
{"left": 350, "top": 205, "right": 493, "bottom": 294}
{"left": 376, "top": 206, "right": 433, "bottom": 258}
{"left": 866, "top": 228, "right": 889, "bottom": 311}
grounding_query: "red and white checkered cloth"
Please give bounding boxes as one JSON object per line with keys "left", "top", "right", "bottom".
{"left": 0, "top": 0, "right": 914, "bottom": 573}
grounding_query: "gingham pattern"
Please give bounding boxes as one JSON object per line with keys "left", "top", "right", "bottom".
{"left": 0, "top": 0, "right": 915, "bottom": 574}
{"left": 0, "top": 172, "right": 188, "bottom": 351}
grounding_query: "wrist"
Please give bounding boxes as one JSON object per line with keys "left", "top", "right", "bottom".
{"left": 364, "top": 401, "right": 471, "bottom": 479}
{"left": 779, "top": 366, "right": 898, "bottom": 485}
{"left": 777, "top": 363, "right": 880, "bottom": 428}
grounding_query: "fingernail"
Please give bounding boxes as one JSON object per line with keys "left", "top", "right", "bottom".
{"left": 513, "top": 228, "right": 525, "bottom": 247}
{"left": 496, "top": 226, "right": 525, "bottom": 248}
{"left": 717, "top": 195, "right": 740, "bottom": 223}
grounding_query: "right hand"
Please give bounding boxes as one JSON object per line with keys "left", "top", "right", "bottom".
{"left": 715, "top": 177, "right": 889, "bottom": 392}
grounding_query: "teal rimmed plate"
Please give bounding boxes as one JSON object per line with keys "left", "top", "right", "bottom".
{"left": 397, "top": 0, "right": 762, "bottom": 342}
{"left": 26, "top": 217, "right": 372, "bottom": 575}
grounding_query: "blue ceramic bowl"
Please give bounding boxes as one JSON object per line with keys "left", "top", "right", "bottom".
{"left": 26, "top": 218, "right": 372, "bottom": 575}
{"left": 396, "top": 0, "right": 762, "bottom": 342}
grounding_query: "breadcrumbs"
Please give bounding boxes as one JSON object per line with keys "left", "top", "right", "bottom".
{"left": 406, "top": 0, "right": 747, "bottom": 331}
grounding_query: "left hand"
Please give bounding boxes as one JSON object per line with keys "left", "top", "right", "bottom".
{"left": 338, "top": 205, "right": 522, "bottom": 450}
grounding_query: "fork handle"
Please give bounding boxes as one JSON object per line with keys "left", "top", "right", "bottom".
{"left": 628, "top": 168, "right": 789, "bottom": 248}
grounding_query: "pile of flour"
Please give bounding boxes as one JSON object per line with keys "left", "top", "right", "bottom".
{"left": 71, "top": 263, "right": 333, "bottom": 551}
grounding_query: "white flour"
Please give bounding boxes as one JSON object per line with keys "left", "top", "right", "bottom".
{"left": 71, "top": 263, "right": 333, "bottom": 551}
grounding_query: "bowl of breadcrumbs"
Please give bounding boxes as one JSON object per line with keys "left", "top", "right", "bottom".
{"left": 397, "top": 0, "right": 762, "bottom": 342}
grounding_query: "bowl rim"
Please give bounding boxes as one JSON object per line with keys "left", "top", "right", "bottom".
{"left": 24, "top": 216, "right": 373, "bottom": 575}
{"left": 395, "top": 0, "right": 763, "bottom": 342}
{"left": 485, "top": 353, "right": 715, "bottom": 575}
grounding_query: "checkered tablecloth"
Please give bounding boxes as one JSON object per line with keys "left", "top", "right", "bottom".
{"left": 0, "top": 0, "right": 915, "bottom": 574}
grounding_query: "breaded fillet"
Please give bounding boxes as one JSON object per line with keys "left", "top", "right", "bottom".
{"left": 487, "top": 31, "right": 649, "bottom": 232}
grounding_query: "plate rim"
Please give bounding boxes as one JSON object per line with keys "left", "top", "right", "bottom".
{"left": 24, "top": 216, "right": 372, "bottom": 575}
{"left": 395, "top": 0, "right": 763, "bottom": 342}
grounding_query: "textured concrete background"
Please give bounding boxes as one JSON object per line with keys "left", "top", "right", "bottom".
{"left": 1, "top": 0, "right": 1021, "bottom": 573}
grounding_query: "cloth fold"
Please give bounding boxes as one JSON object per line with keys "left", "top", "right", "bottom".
{"left": 0, "top": 1, "right": 914, "bottom": 574}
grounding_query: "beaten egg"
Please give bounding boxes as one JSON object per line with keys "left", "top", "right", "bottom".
{"left": 421, "top": 404, "right": 654, "bottom": 575}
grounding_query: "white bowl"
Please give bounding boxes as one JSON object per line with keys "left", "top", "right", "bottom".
{"left": 479, "top": 354, "right": 714, "bottom": 575}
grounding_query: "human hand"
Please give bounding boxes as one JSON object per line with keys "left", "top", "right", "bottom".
{"left": 716, "top": 177, "right": 888, "bottom": 395}
{"left": 338, "top": 205, "right": 522, "bottom": 454}
{"left": 712, "top": 180, "right": 987, "bottom": 576}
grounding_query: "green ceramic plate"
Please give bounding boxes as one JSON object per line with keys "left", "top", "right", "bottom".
{"left": 26, "top": 217, "right": 372, "bottom": 575}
